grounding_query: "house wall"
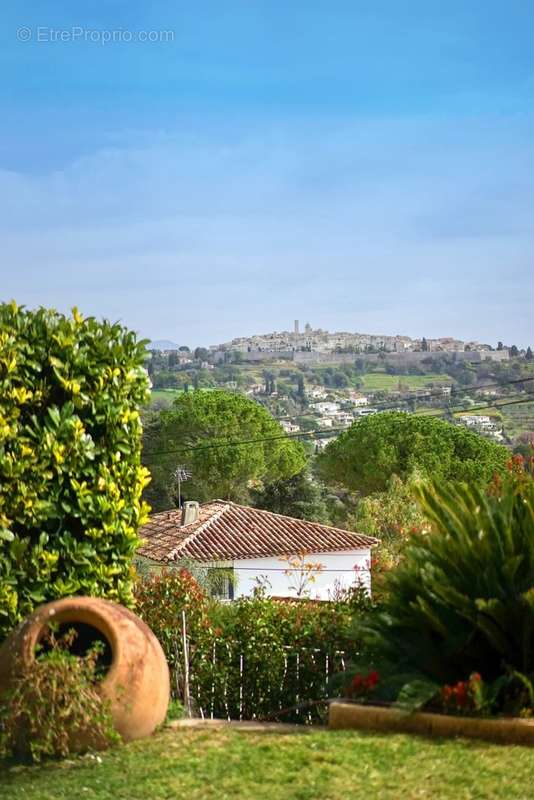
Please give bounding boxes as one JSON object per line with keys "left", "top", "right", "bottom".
{"left": 232, "top": 549, "right": 371, "bottom": 600}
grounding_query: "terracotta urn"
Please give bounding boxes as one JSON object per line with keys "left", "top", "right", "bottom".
{"left": 0, "top": 596, "right": 170, "bottom": 743}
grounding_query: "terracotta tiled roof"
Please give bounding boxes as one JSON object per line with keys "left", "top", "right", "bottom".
{"left": 137, "top": 501, "right": 377, "bottom": 563}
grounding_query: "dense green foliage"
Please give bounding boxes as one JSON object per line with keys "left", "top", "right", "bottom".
{"left": 354, "top": 475, "right": 428, "bottom": 548}
{"left": 358, "top": 476, "right": 534, "bottom": 704}
{"left": 0, "top": 629, "right": 119, "bottom": 762}
{"left": 135, "top": 571, "right": 368, "bottom": 722}
{"left": 143, "top": 390, "right": 306, "bottom": 508}
{"left": 250, "top": 468, "right": 330, "bottom": 523}
{"left": 317, "top": 412, "right": 509, "bottom": 494}
{"left": 0, "top": 303, "right": 150, "bottom": 640}
{"left": 352, "top": 474, "right": 429, "bottom": 587}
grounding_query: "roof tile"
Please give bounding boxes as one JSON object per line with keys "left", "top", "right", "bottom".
{"left": 138, "top": 501, "right": 377, "bottom": 563}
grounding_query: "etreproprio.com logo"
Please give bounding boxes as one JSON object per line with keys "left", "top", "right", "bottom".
{"left": 17, "top": 26, "right": 175, "bottom": 45}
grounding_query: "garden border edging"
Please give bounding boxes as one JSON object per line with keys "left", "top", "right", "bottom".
{"left": 329, "top": 701, "right": 534, "bottom": 746}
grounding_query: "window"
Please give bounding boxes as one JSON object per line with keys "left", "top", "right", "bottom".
{"left": 207, "top": 567, "right": 235, "bottom": 600}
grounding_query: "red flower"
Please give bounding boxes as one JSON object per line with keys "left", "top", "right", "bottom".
{"left": 349, "top": 670, "right": 380, "bottom": 695}
{"left": 352, "top": 674, "right": 363, "bottom": 690}
{"left": 453, "top": 681, "right": 469, "bottom": 707}
{"left": 366, "top": 670, "right": 379, "bottom": 689}
{"left": 441, "top": 685, "right": 453, "bottom": 701}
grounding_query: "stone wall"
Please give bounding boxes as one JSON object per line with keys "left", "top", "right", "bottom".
{"left": 293, "top": 349, "right": 510, "bottom": 367}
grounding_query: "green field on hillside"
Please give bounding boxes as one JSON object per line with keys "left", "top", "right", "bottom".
{"left": 150, "top": 389, "right": 183, "bottom": 404}
{"left": 502, "top": 400, "right": 534, "bottom": 437}
{"left": 361, "top": 373, "right": 452, "bottom": 391}
{"left": 150, "top": 388, "right": 217, "bottom": 405}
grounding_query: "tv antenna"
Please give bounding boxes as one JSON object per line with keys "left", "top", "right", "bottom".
{"left": 173, "top": 465, "right": 192, "bottom": 508}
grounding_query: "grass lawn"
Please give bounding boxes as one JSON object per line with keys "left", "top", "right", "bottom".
{"left": 2, "top": 726, "right": 534, "bottom": 800}
{"left": 361, "top": 373, "right": 452, "bottom": 391}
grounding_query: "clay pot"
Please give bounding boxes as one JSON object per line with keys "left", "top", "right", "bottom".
{"left": 0, "top": 597, "right": 170, "bottom": 743}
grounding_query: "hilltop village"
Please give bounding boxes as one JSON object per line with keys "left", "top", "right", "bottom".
{"left": 147, "top": 322, "right": 533, "bottom": 449}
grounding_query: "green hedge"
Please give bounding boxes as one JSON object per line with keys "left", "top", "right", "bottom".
{"left": 135, "top": 571, "right": 370, "bottom": 723}
{"left": 0, "top": 302, "right": 150, "bottom": 640}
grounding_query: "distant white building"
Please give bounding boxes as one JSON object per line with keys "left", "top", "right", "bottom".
{"left": 334, "top": 411, "right": 354, "bottom": 427}
{"left": 308, "top": 387, "right": 328, "bottom": 400}
{"left": 457, "top": 415, "right": 502, "bottom": 438}
{"left": 310, "top": 401, "right": 339, "bottom": 415}
{"left": 317, "top": 417, "right": 335, "bottom": 429}
{"left": 353, "top": 407, "right": 379, "bottom": 417}
{"left": 279, "top": 420, "right": 301, "bottom": 434}
{"left": 458, "top": 414, "right": 492, "bottom": 427}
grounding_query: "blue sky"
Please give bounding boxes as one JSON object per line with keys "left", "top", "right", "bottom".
{"left": 1, "top": 1, "right": 533, "bottom": 347}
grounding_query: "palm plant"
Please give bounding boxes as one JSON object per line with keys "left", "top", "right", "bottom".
{"left": 359, "top": 475, "right": 534, "bottom": 701}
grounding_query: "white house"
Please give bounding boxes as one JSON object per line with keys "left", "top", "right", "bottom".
{"left": 137, "top": 501, "right": 377, "bottom": 600}
{"left": 347, "top": 392, "right": 369, "bottom": 406}
{"left": 458, "top": 414, "right": 493, "bottom": 428}
{"left": 279, "top": 419, "right": 301, "bottom": 434}
{"left": 308, "top": 387, "right": 328, "bottom": 400}
{"left": 310, "top": 401, "right": 339, "bottom": 415}
{"left": 353, "top": 407, "right": 378, "bottom": 417}
{"left": 333, "top": 411, "right": 354, "bottom": 427}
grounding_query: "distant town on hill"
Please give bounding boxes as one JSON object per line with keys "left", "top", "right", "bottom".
{"left": 146, "top": 321, "right": 533, "bottom": 453}
{"left": 211, "top": 320, "right": 496, "bottom": 356}
{"left": 151, "top": 320, "right": 523, "bottom": 362}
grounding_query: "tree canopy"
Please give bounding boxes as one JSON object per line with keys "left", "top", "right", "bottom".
{"left": 251, "top": 469, "right": 330, "bottom": 524}
{"left": 317, "top": 412, "right": 509, "bottom": 495}
{"left": 143, "top": 390, "right": 306, "bottom": 508}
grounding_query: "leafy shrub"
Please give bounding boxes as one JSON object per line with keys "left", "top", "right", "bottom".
{"left": 133, "top": 569, "right": 213, "bottom": 696}
{"left": 165, "top": 699, "right": 185, "bottom": 722}
{"left": 135, "top": 572, "right": 371, "bottom": 722}
{"left": 353, "top": 473, "right": 430, "bottom": 589}
{"left": 0, "top": 302, "right": 151, "bottom": 640}
{"left": 353, "top": 475, "right": 534, "bottom": 714}
{"left": 0, "top": 629, "right": 119, "bottom": 762}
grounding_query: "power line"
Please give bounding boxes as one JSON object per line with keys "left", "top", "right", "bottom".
{"left": 142, "top": 392, "right": 534, "bottom": 460}
{"left": 152, "top": 374, "right": 534, "bottom": 419}
{"left": 319, "top": 374, "right": 534, "bottom": 411}
{"left": 255, "top": 374, "right": 534, "bottom": 419}
{"left": 144, "top": 395, "right": 533, "bottom": 458}
{"left": 147, "top": 376, "right": 534, "bottom": 451}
